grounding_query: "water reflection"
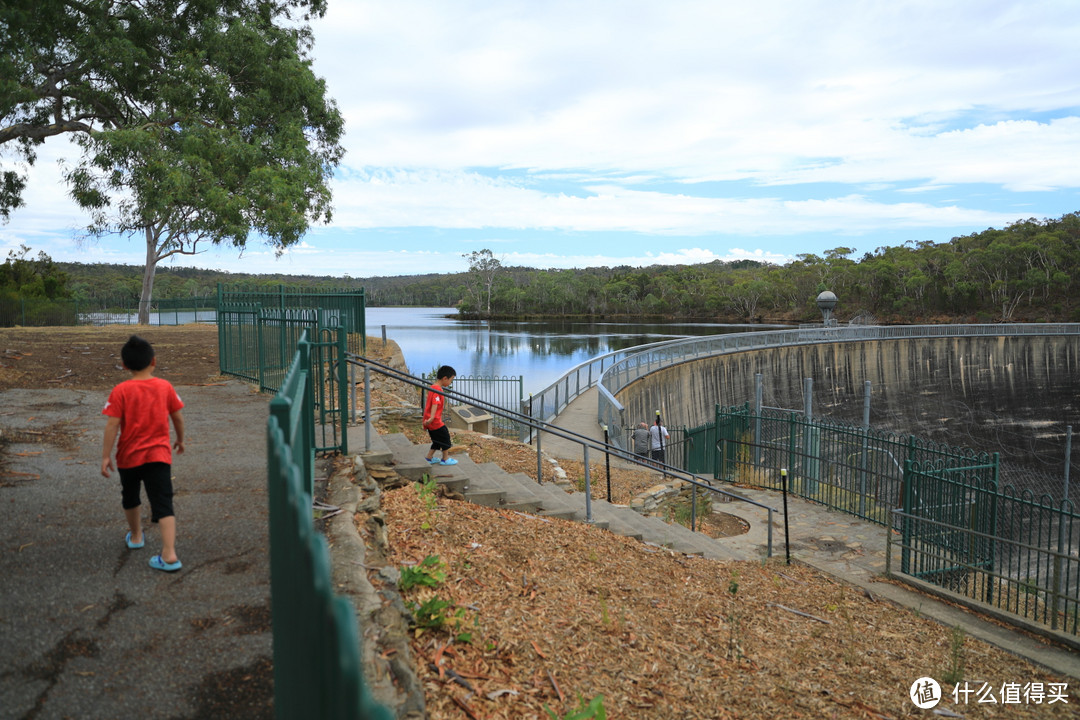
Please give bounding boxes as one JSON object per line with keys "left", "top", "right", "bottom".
{"left": 365, "top": 307, "right": 786, "bottom": 395}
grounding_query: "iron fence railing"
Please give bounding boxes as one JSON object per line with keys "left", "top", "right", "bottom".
{"left": 348, "top": 354, "right": 780, "bottom": 554}
{"left": 418, "top": 374, "right": 523, "bottom": 440}
{"left": 598, "top": 323, "right": 1080, "bottom": 449}
{"left": 221, "top": 305, "right": 348, "bottom": 454}
{"left": 888, "top": 508, "right": 1080, "bottom": 641}
{"left": 267, "top": 332, "right": 393, "bottom": 719}
{"left": 0, "top": 295, "right": 219, "bottom": 327}
{"left": 218, "top": 284, "right": 365, "bottom": 354}
{"left": 682, "top": 403, "right": 996, "bottom": 527}
{"left": 680, "top": 401, "right": 1080, "bottom": 638}
{"left": 524, "top": 339, "right": 679, "bottom": 443}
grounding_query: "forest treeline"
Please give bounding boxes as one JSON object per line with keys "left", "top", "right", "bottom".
{"left": 6, "top": 211, "right": 1080, "bottom": 324}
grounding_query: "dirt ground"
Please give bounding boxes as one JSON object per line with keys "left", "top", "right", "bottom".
{"left": 3, "top": 324, "right": 1078, "bottom": 719}
{"left": 0, "top": 324, "right": 224, "bottom": 390}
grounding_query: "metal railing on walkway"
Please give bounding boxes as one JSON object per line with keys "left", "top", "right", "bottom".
{"left": 598, "top": 323, "right": 1080, "bottom": 448}
{"left": 348, "top": 354, "right": 779, "bottom": 556}
{"left": 524, "top": 338, "right": 683, "bottom": 442}
{"left": 266, "top": 332, "right": 392, "bottom": 719}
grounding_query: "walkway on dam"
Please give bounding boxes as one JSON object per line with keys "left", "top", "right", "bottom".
{"left": 541, "top": 386, "right": 1080, "bottom": 681}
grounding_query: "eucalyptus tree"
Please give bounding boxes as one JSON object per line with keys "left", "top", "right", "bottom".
{"left": 1, "top": 0, "right": 343, "bottom": 322}
{"left": 463, "top": 249, "right": 502, "bottom": 316}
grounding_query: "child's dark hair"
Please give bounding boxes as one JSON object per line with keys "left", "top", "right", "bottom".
{"left": 436, "top": 365, "right": 456, "bottom": 380}
{"left": 121, "top": 335, "right": 155, "bottom": 371}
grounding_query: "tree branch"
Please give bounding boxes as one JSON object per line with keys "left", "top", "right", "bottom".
{"left": 0, "top": 120, "right": 96, "bottom": 145}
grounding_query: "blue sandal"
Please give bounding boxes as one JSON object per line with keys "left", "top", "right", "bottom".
{"left": 149, "top": 554, "right": 182, "bottom": 572}
{"left": 125, "top": 532, "right": 145, "bottom": 549}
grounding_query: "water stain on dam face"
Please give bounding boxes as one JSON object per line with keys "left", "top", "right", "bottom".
{"left": 621, "top": 335, "right": 1080, "bottom": 479}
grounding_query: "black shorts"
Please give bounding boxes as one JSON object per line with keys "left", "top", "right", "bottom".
{"left": 428, "top": 425, "right": 452, "bottom": 452}
{"left": 650, "top": 449, "right": 666, "bottom": 465}
{"left": 118, "top": 462, "right": 175, "bottom": 522}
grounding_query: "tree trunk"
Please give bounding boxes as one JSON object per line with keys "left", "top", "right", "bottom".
{"left": 138, "top": 226, "right": 158, "bottom": 325}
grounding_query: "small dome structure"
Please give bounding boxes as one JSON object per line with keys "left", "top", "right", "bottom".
{"left": 816, "top": 291, "right": 838, "bottom": 325}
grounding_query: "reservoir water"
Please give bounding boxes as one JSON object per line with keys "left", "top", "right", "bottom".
{"left": 364, "top": 307, "right": 786, "bottom": 395}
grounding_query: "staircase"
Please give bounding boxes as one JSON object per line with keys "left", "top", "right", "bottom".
{"left": 361, "top": 431, "right": 751, "bottom": 562}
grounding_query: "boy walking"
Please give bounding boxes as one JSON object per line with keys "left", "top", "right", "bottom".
{"left": 101, "top": 336, "right": 186, "bottom": 572}
{"left": 423, "top": 365, "right": 458, "bottom": 466}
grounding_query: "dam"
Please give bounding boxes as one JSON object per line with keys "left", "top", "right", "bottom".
{"left": 595, "top": 324, "right": 1080, "bottom": 638}
{"left": 606, "top": 325, "right": 1080, "bottom": 492}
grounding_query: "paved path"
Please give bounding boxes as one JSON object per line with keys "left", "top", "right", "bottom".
{"left": 534, "top": 387, "right": 638, "bottom": 468}
{"left": 544, "top": 386, "right": 1080, "bottom": 682}
{"left": 0, "top": 383, "right": 274, "bottom": 720}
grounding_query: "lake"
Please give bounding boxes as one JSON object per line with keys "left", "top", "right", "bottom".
{"left": 364, "top": 307, "right": 787, "bottom": 395}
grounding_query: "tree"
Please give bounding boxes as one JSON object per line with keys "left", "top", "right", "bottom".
{"left": 463, "top": 249, "right": 502, "bottom": 316}
{"left": 1, "top": 0, "right": 343, "bottom": 322}
{"left": 0, "top": 245, "right": 71, "bottom": 299}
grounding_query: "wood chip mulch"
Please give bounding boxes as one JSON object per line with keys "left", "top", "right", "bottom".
{"left": 379, "top": 484, "right": 1079, "bottom": 720}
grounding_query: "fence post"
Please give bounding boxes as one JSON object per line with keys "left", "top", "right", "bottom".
{"left": 350, "top": 361, "right": 356, "bottom": 424}
{"left": 337, "top": 328, "right": 348, "bottom": 455}
{"left": 364, "top": 365, "right": 372, "bottom": 452}
{"left": 256, "top": 315, "right": 266, "bottom": 392}
{"left": 986, "top": 452, "right": 1000, "bottom": 605}
{"left": 604, "top": 426, "right": 612, "bottom": 503}
{"left": 533, "top": 396, "right": 543, "bottom": 484}
{"left": 901, "top": 457, "right": 915, "bottom": 575}
{"left": 691, "top": 483, "right": 697, "bottom": 532}
{"left": 1054, "top": 426, "right": 1073, "bottom": 630}
{"left": 299, "top": 338, "right": 314, "bottom": 497}
{"left": 859, "top": 380, "right": 871, "bottom": 518}
{"left": 753, "top": 373, "right": 762, "bottom": 466}
{"left": 787, "top": 412, "right": 797, "bottom": 491}
{"left": 583, "top": 445, "right": 592, "bottom": 523}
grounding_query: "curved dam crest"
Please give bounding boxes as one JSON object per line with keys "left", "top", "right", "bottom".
{"left": 619, "top": 334, "right": 1080, "bottom": 474}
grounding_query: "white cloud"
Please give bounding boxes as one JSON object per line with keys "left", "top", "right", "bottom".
{"left": 328, "top": 169, "right": 1017, "bottom": 234}
{"left": 3, "top": 1, "right": 1079, "bottom": 278}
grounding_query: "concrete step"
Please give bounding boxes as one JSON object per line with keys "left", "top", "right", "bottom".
{"left": 343, "top": 423, "right": 394, "bottom": 465}
{"left": 374, "top": 434, "right": 745, "bottom": 559}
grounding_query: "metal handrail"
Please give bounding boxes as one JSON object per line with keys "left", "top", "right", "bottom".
{"left": 598, "top": 323, "right": 1080, "bottom": 450}
{"left": 347, "top": 353, "right": 778, "bottom": 556}
{"left": 523, "top": 337, "right": 690, "bottom": 441}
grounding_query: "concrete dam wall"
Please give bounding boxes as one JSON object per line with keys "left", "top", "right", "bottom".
{"left": 618, "top": 334, "right": 1080, "bottom": 479}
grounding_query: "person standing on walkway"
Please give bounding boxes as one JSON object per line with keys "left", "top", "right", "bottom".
{"left": 101, "top": 335, "right": 186, "bottom": 573}
{"left": 649, "top": 415, "right": 670, "bottom": 471}
{"left": 632, "top": 422, "right": 650, "bottom": 459}
{"left": 423, "top": 365, "right": 458, "bottom": 466}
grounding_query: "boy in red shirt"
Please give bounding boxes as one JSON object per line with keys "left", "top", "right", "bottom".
{"left": 101, "top": 336, "right": 186, "bottom": 572}
{"left": 423, "top": 365, "right": 457, "bottom": 466}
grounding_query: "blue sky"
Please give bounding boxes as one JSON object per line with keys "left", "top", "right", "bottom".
{"left": 4, "top": 0, "right": 1080, "bottom": 277}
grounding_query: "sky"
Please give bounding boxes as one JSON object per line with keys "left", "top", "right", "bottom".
{"left": 4, "top": 0, "right": 1080, "bottom": 278}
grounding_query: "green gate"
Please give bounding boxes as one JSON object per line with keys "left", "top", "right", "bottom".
{"left": 714, "top": 402, "right": 751, "bottom": 481}
{"left": 220, "top": 304, "right": 348, "bottom": 454}
{"left": 901, "top": 457, "right": 999, "bottom": 601}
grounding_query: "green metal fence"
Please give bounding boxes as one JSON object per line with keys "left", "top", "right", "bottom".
{"left": 681, "top": 402, "right": 1080, "bottom": 637}
{"left": 0, "top": 295, "right": 219, "bottom": 326}
{"left": 267, "top": 332, "right": 392, "bottom": 719}
{"left": 218, "top": 284, "right": 365, "bottom": 355}
{"left": 680, "top": 403, "right": 994, "bottom": 526}
{"left": 220, "top": 304, "right": 349, "bottom": 454}
{"left": 420, "top": 373, "right": 524, "bottom": 440}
